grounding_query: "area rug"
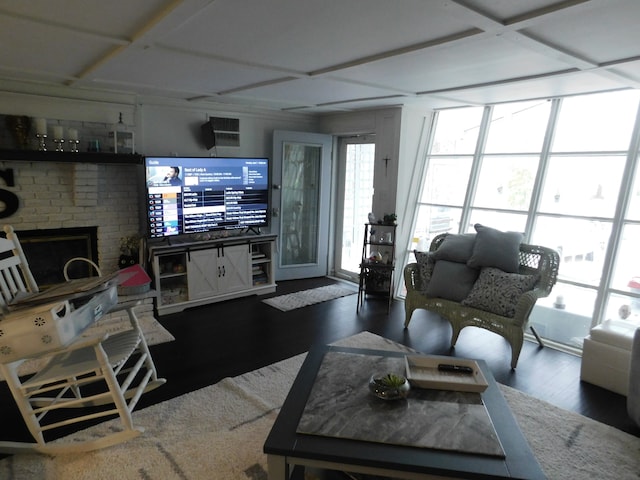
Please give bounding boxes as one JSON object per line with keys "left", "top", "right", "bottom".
{"left": 0, "top": 315, "right": 175, "bottom": 381}
{"left": 1, "top": 332, "right": 639, "bottom": 480}
{"left": 262, "top": 284, "right": 357, "bottom": 311}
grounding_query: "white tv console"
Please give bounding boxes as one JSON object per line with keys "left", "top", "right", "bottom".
{"left": 148, "top": 234, "right": 277, "bottom": 315}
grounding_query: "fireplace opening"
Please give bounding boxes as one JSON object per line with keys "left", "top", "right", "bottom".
{"left": 15, "top": 227, "right": 99, "bottom": 288}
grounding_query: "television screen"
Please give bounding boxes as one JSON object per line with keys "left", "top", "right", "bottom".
{"left": 145, "top": 156, "right": 269, "bottom": 239}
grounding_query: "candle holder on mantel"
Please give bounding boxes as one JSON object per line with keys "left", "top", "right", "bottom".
{"left": 53, "top": 137, "right": 65, "bottom": 152}
{"left": 36, "top": 133, "right": 47, "bottom": 151}
{"left": 52, "top": 125, "right": 64, "bottom": 152}
{"left": 34, "top": 118, "right": 48, "bottom": 151}
{"left": 68, "top": 128, "right": 79, "bottom": 152}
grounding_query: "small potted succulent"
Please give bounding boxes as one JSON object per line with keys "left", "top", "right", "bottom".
{"left": 369, "top": 372, "right": 410, "bottom": 400}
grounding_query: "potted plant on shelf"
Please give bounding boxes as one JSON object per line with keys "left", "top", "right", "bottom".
{"left": 119, "top": 235, "right": 141, "bottom": 268}
{"left": 382, "top": 213, "right": 397, "bottom": 225}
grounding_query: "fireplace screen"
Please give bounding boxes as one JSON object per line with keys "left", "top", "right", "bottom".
{"left": 16, "top": 227, "right": 99, "bottom": 287}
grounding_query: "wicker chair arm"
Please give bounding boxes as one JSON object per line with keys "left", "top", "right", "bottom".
{"left": 404, "top": 263, "right": 422, "bottom": 292}
{"left": 512, "top": 289, "right": 544, "bottom": 327}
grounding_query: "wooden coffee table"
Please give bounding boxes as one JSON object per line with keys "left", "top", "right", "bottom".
{"left": 264, "top": 345, "right": 545, "bottom": 479}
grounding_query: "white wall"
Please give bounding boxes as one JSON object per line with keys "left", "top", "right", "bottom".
{"left": 319, "top": 107, "right": 402, "bottom": 220}
{"left": 0, "top": 86, "right": 320, "bottom": 274}
{"left": 138, "top": 102, "right": 318, "bottom": 157}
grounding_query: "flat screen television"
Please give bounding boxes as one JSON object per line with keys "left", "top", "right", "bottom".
{"left": 144, "top": 156, "right": 269, "bottom": 239}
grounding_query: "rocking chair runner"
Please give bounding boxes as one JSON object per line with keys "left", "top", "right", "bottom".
{"left": 0, "top": 225, "right": 166, "bottom": 454}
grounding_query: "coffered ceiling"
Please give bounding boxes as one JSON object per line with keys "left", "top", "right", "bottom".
{"left": 1, "top": 0, "right": 639, "bottom": 113}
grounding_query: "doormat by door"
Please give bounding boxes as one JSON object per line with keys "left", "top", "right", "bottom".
{"left": 262, "top": 285, "right": 356, "bottom": 312}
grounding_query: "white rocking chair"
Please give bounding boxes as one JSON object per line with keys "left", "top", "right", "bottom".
{"left": 0, "top": 225, "right": 166, "bottom": 454}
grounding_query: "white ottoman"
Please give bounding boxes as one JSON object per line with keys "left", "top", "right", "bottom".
{"left": 580, "top": 319, "right": 639, "bottom": 396}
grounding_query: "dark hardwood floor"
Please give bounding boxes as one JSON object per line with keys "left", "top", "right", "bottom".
{"left": 1, "top": 276, "right": 638, "bottom": 451}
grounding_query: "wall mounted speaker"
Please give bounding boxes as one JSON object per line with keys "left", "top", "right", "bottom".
{"left": 201, "top": 120, "right": 216, "bottom": 149}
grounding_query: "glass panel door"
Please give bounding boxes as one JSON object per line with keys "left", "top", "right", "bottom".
{"left": 281, "top": 142, "right": 320, "bottom": 266}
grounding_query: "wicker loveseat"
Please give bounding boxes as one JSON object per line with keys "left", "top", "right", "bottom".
{"left": 404, "top": 229, "right": 560, "bottom": 369}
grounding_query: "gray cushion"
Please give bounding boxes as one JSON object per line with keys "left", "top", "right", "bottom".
{"left": 414, "top": 250, "right": 434, "bottom": 294}
{"left": 461, "top": 267, "right": 537, "bottom": 317}
{"left": 467, "top": 224, "right": 523, "bottom": 273}
{"left": 431, "top": 233, "right": 476, "bottom": 263}
{"left": 425, "top": 260, "right": 480, "bottom": 302}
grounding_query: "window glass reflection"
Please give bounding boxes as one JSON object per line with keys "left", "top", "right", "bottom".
{"left": 431, "top": 108, "right": 484, "bottom": 155}
{"left": 553, "top": 90, "right": 640, "bottom": 152}
{"left": 473, "top": 156, "right": 539, "bottom": 210}
{"left": 421, "top": 157, "right": 472, "bottom": 205}
{"left": 529, "top": 284, "right": 596, "bottom": 348}
{"left": 605, "top": 293, "right": 640, "bottom": 325}
{"left": 466, "top": 210, "right": 527, "bottom": 234}
{"left": 538, "top": 156, "right": 625, "bottom": 217}
{"left": 412, "top": 205, "right": 461, "bottom": 247}
{"left": 532, "top": 216, "right": 611, "bottom": 286}
{"left": 485, "top": 100, "right": 551, "bottom": 153}
{"left": 610, "top": 224, "right": 640, "bottom": 292}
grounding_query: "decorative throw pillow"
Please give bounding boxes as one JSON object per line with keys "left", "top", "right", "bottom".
{"left": 431, "top": 233, "right": 476, "bottom": 263}
{"left": 467, "top": 224, "right": 523, "bottom": 273}
{"left": 461, "top": 267, "right": 538, "bottom": 318}
{"left": 414, "top": 250, "right": 435, "bottom": 293}
{"left": 425, "top": 260, "right": 480, "bottom": 302}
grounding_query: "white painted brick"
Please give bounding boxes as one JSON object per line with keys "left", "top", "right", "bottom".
{"left": 3, "top": 160, "right": 144, "bottom": 276}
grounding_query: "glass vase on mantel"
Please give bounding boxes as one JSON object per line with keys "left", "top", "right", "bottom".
{"left": 109, "top": 112, "right": 135, "bottom": 154}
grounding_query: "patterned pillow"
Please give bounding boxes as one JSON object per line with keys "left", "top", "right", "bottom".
{"left": 414, "top": 250, "right": 434, "bottom": 294}
{"left": 461, "top": 267, "right": 538, "bottom": 318}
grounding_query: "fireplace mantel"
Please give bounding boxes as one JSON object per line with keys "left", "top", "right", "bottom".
{"left": 0, "top": 149, "right": 143, "bottom": 164}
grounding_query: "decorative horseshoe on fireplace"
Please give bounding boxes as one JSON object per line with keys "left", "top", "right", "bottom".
{"left": 63, "top": 257, "right": 103, "bottom": 281}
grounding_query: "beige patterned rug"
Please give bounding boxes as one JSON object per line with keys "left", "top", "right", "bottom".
{"left": 1, "top": 332, "right": 639, "bottom": 479}
{"left": 262, "top": 284, "right": 357, "bottom": 311}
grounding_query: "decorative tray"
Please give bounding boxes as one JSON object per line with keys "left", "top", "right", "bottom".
{"left": 404, "top": 355, "right": 489, "bottom": 392}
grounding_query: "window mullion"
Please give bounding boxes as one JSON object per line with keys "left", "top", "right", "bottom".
{"left": 460, "top": 106, "right": 492, "bottom": 232}
{"left": 526, "top": 98, "right": 561, "bottom": 241}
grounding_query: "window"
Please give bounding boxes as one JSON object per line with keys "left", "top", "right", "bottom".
{"left": 407, "top": 90, "right": 640, "bottom": 351}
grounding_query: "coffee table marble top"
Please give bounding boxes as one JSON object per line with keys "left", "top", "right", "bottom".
{"left": 264, "top": 345, "right": 545, "bottom": 479}
{"left": 296, "top": 351, "right": 504, "bottom": 457}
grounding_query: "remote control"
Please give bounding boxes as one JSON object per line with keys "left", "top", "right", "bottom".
{"left": 437, "top": 363, "right": 474, "bottom": 374}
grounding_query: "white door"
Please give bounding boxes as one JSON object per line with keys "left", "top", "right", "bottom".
{"left": 272, "top": 130, "right": 332, "bottom": 281}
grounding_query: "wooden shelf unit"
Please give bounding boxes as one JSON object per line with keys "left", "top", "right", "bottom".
{"left": 357, "top": 223, "right": 397, "bottom": 313}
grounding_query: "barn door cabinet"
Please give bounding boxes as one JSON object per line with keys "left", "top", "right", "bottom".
{"left": 149, "top": 234, "right": 277, "bottom": 315}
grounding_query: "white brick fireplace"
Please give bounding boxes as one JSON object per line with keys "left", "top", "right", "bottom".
{"left": 1, "top": 158, "right": 145, "bottom": 277}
